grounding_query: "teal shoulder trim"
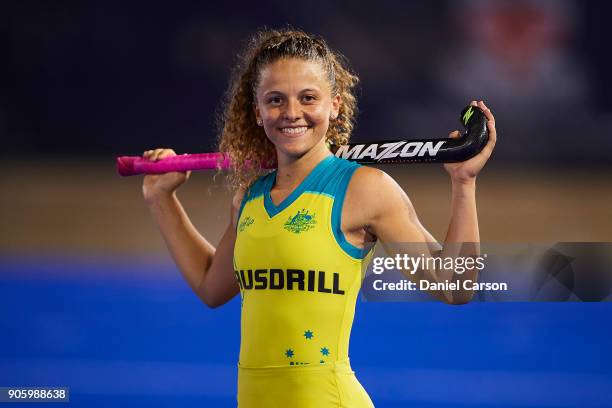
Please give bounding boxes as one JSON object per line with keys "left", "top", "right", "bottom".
{"left": 237, "top": 173, "right": 272, "bottom": 227}
{"left": 329, "top": 157, "right": 365, "bottom": 259}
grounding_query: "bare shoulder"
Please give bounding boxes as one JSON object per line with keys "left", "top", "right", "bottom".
{"left": 232, "top": 188, "right": 245, "bottom": 210}
{"left": 347, "top": 166, "right": 404, "bottom": 201}
{"left": 230, "top": 188, "right": 246, "bottom": 227}
{"left": 345, "top": 166, "right": 410, "bottom": 225}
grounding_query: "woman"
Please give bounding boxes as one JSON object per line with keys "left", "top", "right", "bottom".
{"left": 141, "top": 28, "right": 496, "bottom": 407}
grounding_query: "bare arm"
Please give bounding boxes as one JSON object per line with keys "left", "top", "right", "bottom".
{"left": 347, "top": 168, "right": 453, "bottom": 303}
{"left": 143, "top": 148, "right": 240, "bottom": 308}
{"left": 346, "top": 101, "right": 497, "bottom": 304}
{"left": 354, "top": 169, "right": 478, "bottom": 304}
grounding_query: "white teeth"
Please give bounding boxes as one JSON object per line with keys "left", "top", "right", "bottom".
{"left": 281, "top": 127, "right": 308, "bottom": 134}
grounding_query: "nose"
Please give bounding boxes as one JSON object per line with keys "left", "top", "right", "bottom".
{"left": 283, "top": 98, "right": 301, "bottom": 121}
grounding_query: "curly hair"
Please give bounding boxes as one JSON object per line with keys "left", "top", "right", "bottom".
{"left": 217, "top": 28, "right": 360, "bottom": 190}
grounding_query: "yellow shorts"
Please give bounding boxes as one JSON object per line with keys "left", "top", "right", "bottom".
{"left": 237, "top": 359, "right": 374, "bottom": 407}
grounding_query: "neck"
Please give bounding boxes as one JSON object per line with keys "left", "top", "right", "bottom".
{"left": 274, "top": 142, "right": 331, "bottom": 190}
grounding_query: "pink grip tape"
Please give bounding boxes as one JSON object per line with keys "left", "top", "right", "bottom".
{"left": 116, "top": 153, "right": 231, "bottom": 176}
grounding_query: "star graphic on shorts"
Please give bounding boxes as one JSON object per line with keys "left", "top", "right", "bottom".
{"left": 285, "top": 349, "right": 294, "bottom": 358}
{"left": 304, "top": 330, "right": 314, "bottom": 340}
{"left": 320, "top": 347, "right": 330, "bottom": 356}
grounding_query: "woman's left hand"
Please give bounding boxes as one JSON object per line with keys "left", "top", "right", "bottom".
{"left": 444, "top": 100, "right": 497, "bottom": 184}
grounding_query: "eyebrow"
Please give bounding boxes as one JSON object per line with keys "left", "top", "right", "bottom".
{"left": 263, "top": 88, "right": 321, "bottom": 97}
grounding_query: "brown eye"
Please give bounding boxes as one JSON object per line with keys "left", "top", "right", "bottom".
{"left": 268, "top": 96, "right": 283, "bottom": 105}
{"left": 302, "top": 95, "right": 316, "bottom": 103}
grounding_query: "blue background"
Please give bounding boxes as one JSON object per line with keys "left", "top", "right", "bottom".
{"left": 4, "top": 1, "right": 612, "bottom": 406}
{"left": 2, "top": 257, "right": 611, "bottom": 407}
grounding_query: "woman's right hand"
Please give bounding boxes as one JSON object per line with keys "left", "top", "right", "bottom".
{"left": 142, "top": 148, "right": 191, "bottom": 204}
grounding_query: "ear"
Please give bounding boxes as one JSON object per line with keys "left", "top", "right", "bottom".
{"left": 253, "top": 102, "right": 261, "bottom": 124}
{"left": 330, "top": 94, "right": 341, "bottom": 120}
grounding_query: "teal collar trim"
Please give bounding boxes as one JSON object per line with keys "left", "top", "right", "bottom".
{"left": 264, "top": 155, "right": 335, "bottom": 218}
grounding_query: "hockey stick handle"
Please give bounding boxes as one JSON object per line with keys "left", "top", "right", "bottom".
{"left": 116, "top": 105, "right": 488, "bottom": 176}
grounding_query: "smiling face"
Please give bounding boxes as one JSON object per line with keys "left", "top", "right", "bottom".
{"left": 254, "top": 58, "right": 340, "bottom": 161}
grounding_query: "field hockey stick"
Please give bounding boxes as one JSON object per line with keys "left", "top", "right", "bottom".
{"left": 116, "top": 105, "right": 488, "bottom": 176}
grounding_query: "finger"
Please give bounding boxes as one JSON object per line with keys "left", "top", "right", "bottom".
{"left": 478, "top": 100, "right": 495, "bottom": 122}
{"left": 448, "top": 130, "right": 461, "bottom": 139}
{"left": 152, "top": 148, "right": 165, "bottom": 161}
{"left": 476, "top": 101, "right": 496, "bottom": 143}
{"left": 143, "top": 150, "right": 153, "bottom": 159}
{"left": 487, "top": 120, "right": 496, "bottom": 143}
{"left": 157, "top": 149, "right": 176, "bottom": 160}
{"left": 470, "top": 100, "right": 478, "bottom": 107}
{"left": 481, "top": 125, "right": 497, "bottom": 157}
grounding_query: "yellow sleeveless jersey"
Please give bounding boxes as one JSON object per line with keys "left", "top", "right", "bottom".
{"left": 234, "top": 155, "right": 369, "bottom": 368}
